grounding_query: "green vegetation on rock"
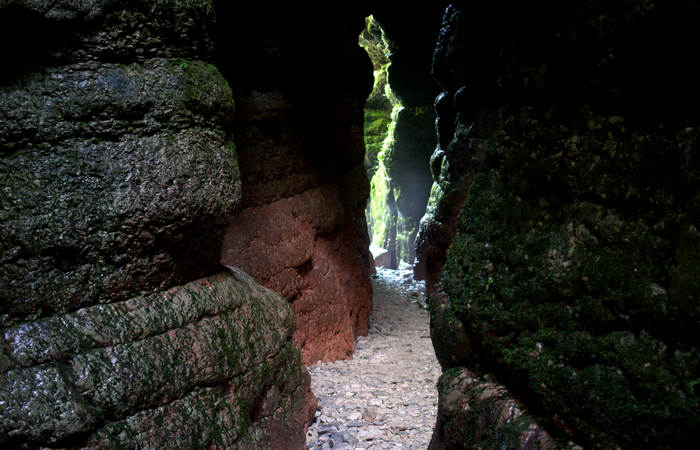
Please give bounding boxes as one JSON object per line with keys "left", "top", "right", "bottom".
{"left": 439, "top": 105, "right": 700, "bottom": 448}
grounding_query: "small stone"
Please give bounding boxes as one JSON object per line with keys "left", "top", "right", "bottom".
{"left": 347, "top": 412, "right": 362, "bottom": 421}
{"left": 345, "top": 421, "right": 365, "bottom": 428}
{"left": 343, "top": 431, "right": 359, "bottom": 444}
{"left": 330, "top": 431, "right": 345, "bottom": 445}
{"left": 318, "top": 424, "right": 339, "bottom": 435}
{"left": 361, "top": 407, "right": 377, "bottom": 422}
{"left": 368, "top": 398, "right": 383, "bottom": 406}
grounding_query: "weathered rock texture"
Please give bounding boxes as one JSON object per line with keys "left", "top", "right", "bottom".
{"left": 216, "top": 5, "right": 374, "bottom": 366}
{"left": 1, "top": 1, "right": 314, "bottom": 447}
{"left": 359, "top": 15, "right": 392, "bottom": 180}
{"left": 430, "top": 368, "right": 556, "bottom": 450}
{"left": 423, "top": 2, "right": 700, "bottom": 448}
{"left": 0, "top": 1, "right": 237, "bottom": 324}
{"left": 1, "top": 269, "right": 315, "bottom": 448}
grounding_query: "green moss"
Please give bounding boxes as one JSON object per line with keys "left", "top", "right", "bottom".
{"left": 363, "top": 109, "right": 391, "bottom": 178}
{"left": 367, "top": 162, "right": 393, "bottom": 247}
{"left": 439, "top": 107, "right": 699, "bottom": 448}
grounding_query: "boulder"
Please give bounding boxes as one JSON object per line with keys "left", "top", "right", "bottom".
{"left": 430, "top": 368, "right": 557, "bottom": 450}
{"left": 1, "top": 269, "right": 315, "bottom": 448}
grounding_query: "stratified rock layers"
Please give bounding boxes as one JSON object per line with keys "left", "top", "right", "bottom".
{"left": 1, "top": 269, "right": 314, "bottom": 448}
{"left": 216, "top": 7, "right": 374, "bottom": 366}
{"left": 1, "top": 1, "right": 314, "bottom": 448}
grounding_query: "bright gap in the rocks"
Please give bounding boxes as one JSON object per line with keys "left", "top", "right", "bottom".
{"left": 359, "top": 15, "right": 405, "bottom": 271}
{"left": 360, "top": 15, "right": 436, "bottom": 272}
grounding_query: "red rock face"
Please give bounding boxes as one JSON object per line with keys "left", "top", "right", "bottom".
{"left": 222, "top": 183, "right": 372, "bottom": 365}
{"left": 214, "top": 8, "right": 375, "bottom": 367}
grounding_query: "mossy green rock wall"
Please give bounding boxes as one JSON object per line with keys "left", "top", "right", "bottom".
{"left": 0, "top": 0, "right": 238, "bottom": 324}
{"left": 360, "top": 15, "right": 392, "bottom": 180}
{"left": 440, "top": 108, "right": 699, "bottom": 448}
{"left": 1, "top": 1, "right": 315, "bottom": 447}
{"left": 425, "top": 2, "right": 700, "bottom": 449}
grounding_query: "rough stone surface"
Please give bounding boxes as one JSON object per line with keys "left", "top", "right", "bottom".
{"left": 0, "top": 59, "right": 239, "bottom": 322}
{"left": 1, "top": 1, "right": 315, "bottom": 448}
{"left": 365, "top": 8, "right": 445, "bottom": 267}
{"left": 215, "top": 6, "right": 374, "bottom": 366}
{"left": 359, "top": 15, "right": 392, "bottom": 180}
{"left": 1, "top": 269, "right": 315, "bottom": 448}
{"left": 222, "top": 180, "right": 373, "bottom": 365}
{"left": 306, "top": 267, "right": 441, "bottom": 449}
{"left": 422, "top": 3, "right": 700, "bottom": 448}
{"left": 0, "top": 0, "right": 239, "bottom": 324}
{"left": 430, "top": 368, "right": 557, "bottom": 450}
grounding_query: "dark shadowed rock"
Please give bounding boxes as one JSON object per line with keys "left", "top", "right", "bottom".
{"left": 423, "top": 2, "right": 700, "bottom": 448}
{"left": 1, "top": 1, "right": 315, "bottom": 447}
{"left": 0, "top": 59, "right": 238, "bottom": 322}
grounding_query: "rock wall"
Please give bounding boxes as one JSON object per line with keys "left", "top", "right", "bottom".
{"left": 423, "top": 2, "right": 700, "bottom": 448}
{"left": 430, "top": 368, "right": 556, "bottom": 450}
{"left": 360, "top": 15, "right": 392, "bottom": 181}
{"left": 215, "top": 5, "right": 374, "bottom": 365}
{"left": 1, "top": 1, "right": 314, "bottom": 448}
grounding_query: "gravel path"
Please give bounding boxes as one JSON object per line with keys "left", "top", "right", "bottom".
{"left": 306, "top": 267, "right": 441, "bottom": 449}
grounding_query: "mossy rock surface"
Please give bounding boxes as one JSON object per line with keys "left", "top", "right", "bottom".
{"left": 1, "top": 269, "right": 311, "bottom": 448}
{"left": 438, "top": 106, "right": 700, "bottom": 448}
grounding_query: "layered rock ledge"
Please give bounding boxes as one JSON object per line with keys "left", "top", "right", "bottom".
{"left": 1, "top": 269, "right": 315, "bottom": 448}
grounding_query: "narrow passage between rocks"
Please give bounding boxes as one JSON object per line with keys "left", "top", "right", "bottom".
{"left": 306, "top": 267, "right": 441, "bottom": 450}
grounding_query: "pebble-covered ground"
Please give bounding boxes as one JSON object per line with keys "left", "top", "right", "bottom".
{"left": 306, "top": 266, "right": 441, "bottom": 449}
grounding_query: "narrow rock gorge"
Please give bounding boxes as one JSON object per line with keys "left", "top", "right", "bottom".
{"left": 1, "top": 1, "right": 698, "bottom": 450}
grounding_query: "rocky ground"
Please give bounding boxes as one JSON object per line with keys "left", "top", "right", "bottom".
{"left": 306, "top": 266, "right": 440, "bottom": 450}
